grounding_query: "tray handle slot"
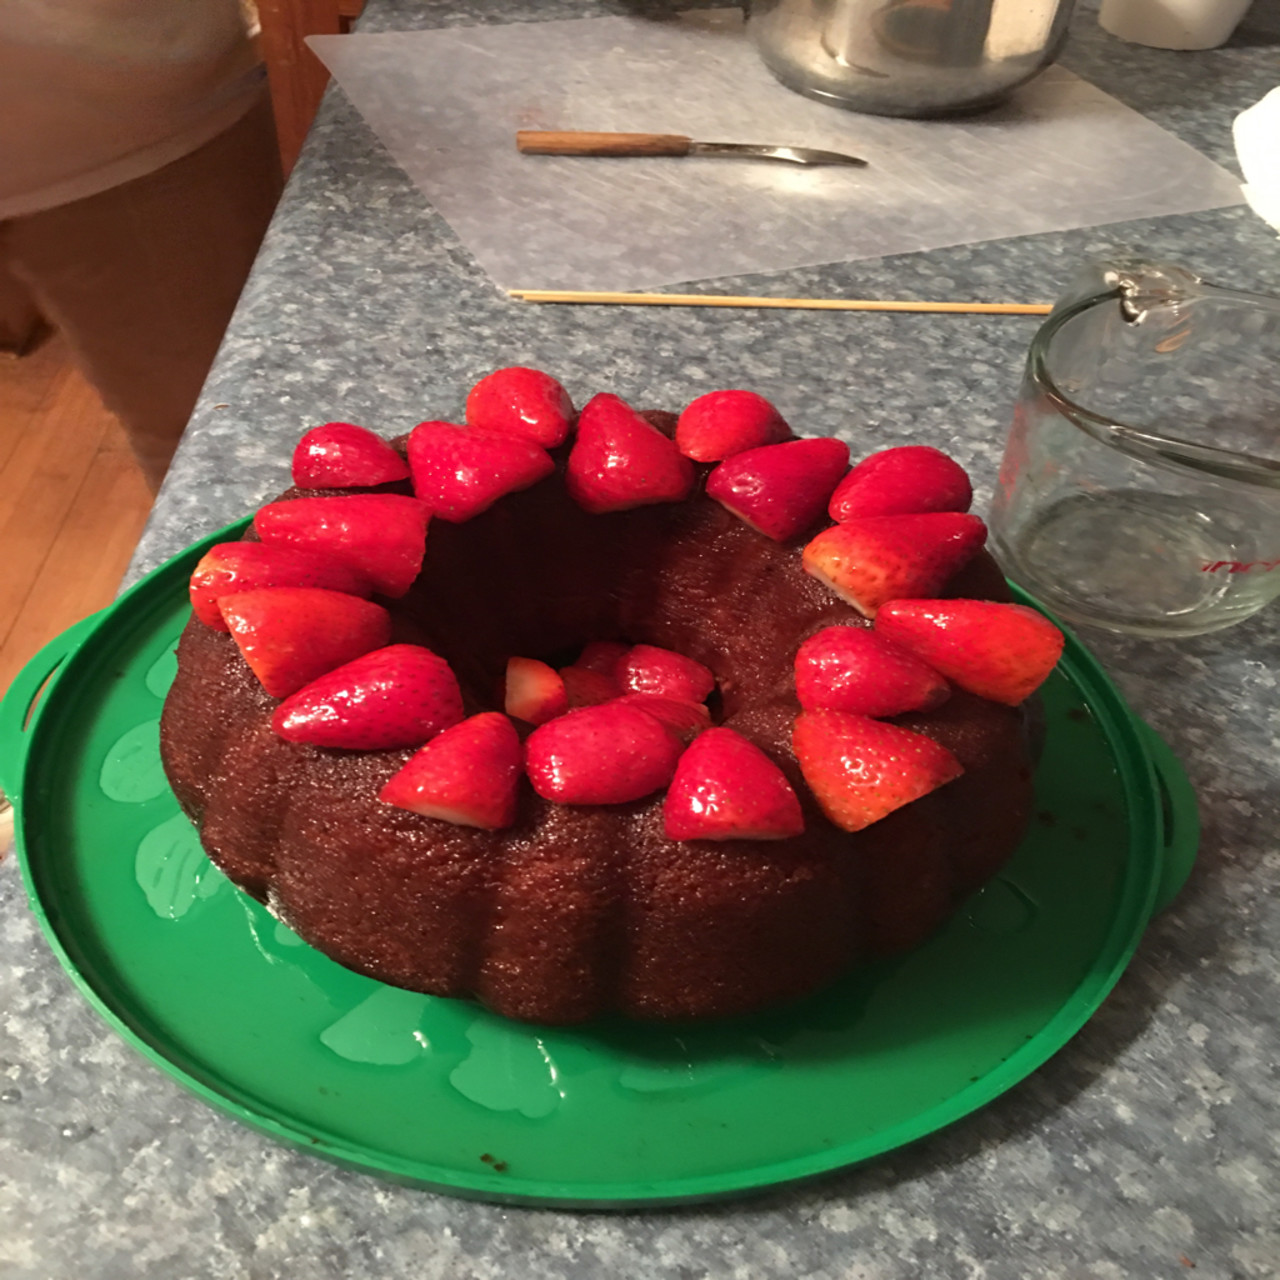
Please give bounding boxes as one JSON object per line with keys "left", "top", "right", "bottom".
{"left": 0, "top": 612, "right": 104, "bottom": 800}
{"left": 1136, "top": 721, "right": 1200, "bottom": 914}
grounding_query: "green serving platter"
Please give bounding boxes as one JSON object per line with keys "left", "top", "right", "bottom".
{"left": 0, "top": 518, "right": 1198, "bottom": 1208}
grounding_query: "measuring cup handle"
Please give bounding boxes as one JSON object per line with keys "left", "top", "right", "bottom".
{"left": 0, "top": 612, "right": 104, "bottom": 801}
{"left": 1136, "top": 720, "right": 1200, "bottom": 915}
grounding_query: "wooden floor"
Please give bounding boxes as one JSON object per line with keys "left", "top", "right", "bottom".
{"left": 0, "top": 333, "right": 153, "bottom": 696}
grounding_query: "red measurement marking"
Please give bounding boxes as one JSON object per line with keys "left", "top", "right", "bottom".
{"left": 1200, "top": 559, "right": 1280, "bottom": 574}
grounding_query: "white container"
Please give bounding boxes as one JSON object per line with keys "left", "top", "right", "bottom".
{"left": 1098, "top": 0, "right": 1253, "bottom": 49}
{"left": 1234, "top": 88, "right": 1280, "bottom": 235}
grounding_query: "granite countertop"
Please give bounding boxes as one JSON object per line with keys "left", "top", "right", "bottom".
{"left": 4, "top": 2, "right": 1280, "bottom": 1276}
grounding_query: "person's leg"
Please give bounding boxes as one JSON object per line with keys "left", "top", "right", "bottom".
{"left": 1, "top": 91, "right": 282, "bottom": 490}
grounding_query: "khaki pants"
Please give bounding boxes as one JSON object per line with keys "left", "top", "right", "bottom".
{"left": 0, "top": 91, "right": 283, "bottom": 491}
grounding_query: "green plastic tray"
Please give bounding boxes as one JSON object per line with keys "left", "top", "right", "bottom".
{"left": 0, "top": 518, "right": 1198, "bottom": 1208}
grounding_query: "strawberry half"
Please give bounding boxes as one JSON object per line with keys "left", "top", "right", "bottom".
{"left": 254, "top": 493, "right": 430, "bottom": 598}
{"left": 524, "top": 703, "right": 683, "bottom": 804}
{"left": 271, "top": 644, "right": 464, "bottom": 749}
{"left": 575, "top": 640, "right": 630, "bottom": 678}
{"left": 802, "top": 512, "right": 987, "bottom": 617}
{"left": 505, "top": 656, "right": 569, "bottom": 725}
{"left": 559, "top": 665, "right": 621, "bottom": 708}
{"left": 379, "top": 712, "right": 522, "bottom": 830}
{"left": 706, "top": 437, "right": 850, "bottom": 542}
{"left": 674, "top": 389, "right": 792, "bottom": 462}
{"left": 220, "top": 587, "right": 391, "bottom": 698}
{"left": 407, "top": 420, "right": 554, "bottom": 522}
{"left": 609, "top": 693, "right": 711, "bottom": 743}
{"left": 291, "top": 422, "right": 410, "bottom": 488}
{"left": 663, "top": 727, "right": 804, "bottom": 841}
{"left": 794, "top": 625, "right": 950, "bottom": 717}
{"left": 189, "top": 542, "right": 372, "bottom": 631}
{"left": 566, "top": 393, "right": 694, "bottom": 514}
{"left": 875, "top": 599, "right": 1064, "bottom": 706}
{"left": 618, "top": 644, "right": 715, "bottom": 703}
{"left": 792, "top": 710, "right": 963, "bottom": 832}
{"left": 828, "top": 445, "right": 973, "bottom": 522}
{"left": 465, "top": 366, "right": 574, "bottom": 448}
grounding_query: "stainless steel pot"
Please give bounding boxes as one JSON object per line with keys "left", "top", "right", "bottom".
{"left": 745, "top": 0, "right": 1078, "bottom": 117}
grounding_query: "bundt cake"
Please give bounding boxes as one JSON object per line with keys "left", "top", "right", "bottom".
{"left": 160, "top": 373, "right": 1062, "bottom": 1025}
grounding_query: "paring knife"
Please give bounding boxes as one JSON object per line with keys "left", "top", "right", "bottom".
{"left": 516, "top": 130, "right": 868, "bottom": 168}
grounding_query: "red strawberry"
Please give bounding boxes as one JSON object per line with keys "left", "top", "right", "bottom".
{"left": 566, "top": 393, "right": 694, "bottom": 513}
{"left": 802, "top": 513, "right": 987, "bottom": 617}
{"left": 291, "top": 422, "right": 410, "bottom": 488}
{"left": 254, "top": 493, "right": 430, "bottom": 598}
{"left": 663, "top": 727, "right": 804, "bottom": 841}
{"left": 271, "top": 644, "right": 464, "bottom": 749}
{"left": 189, "top": 542, "right": 372, "bottom": 630}
{"left": 407, "top": 420, "right": 554, "bottom": 522}
{"left": 558, "top": 665, "right": 622, "bottom": 708}
{"left": 524, "top": 703, "right": 683, "bottom": 804}
{"left": 219, "top": 587, "right": 391, "bottom": 698}
{"left": 792, "top": 710, "right": 963, "bottom": 832}
{"left": 576, "top": 640, "right": 629, "bottom": 678}
{"left": 379, "top": 712, "right": 522, "bottom": 830}
{"left": 618, "top": 644, "right": 715, "bottom": 703}
{"left": 706, "top": 437, "right": 850, "bottom": 542}
{"left": 610, "top": 693, "right": 711, "bottom": 743}
{"left": 794, "top": 625, "right": 950, "bottom": 717}
{"left": 675, "top": 389, "right": 791, "bottom": 462}
{"left": 505, "top": 656, "right": 569, "bottom": 725}
{"left": 465, "top": 366, "right": 574, "bottom": 448}
{"left": 875, "top": 599, "right": 1064, "bottom": 706}
{"left": 829, "top": 445, "right": 972, "bottom": 522}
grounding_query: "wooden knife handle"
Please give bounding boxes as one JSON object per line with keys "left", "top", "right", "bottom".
{"left": 516, "top": 131, "right": 693, "bottom": 157}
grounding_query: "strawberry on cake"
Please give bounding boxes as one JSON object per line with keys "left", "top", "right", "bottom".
{"left": 161, "top": 368, "right": 1063, "bottom": 1024}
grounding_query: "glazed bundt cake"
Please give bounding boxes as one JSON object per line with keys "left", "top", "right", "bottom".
{"left": 160, "top": 372, "right": 1062, "bottom": 1025}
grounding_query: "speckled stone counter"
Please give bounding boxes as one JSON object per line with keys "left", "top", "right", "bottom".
{"left": 4, "top": 3, "right": 1279, "bottom": 1276}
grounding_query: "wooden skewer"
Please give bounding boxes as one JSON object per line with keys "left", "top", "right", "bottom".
{"left": 508, "top": 289, "right": 1053, "bottom": 315}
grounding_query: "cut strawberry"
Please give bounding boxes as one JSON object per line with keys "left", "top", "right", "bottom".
{"left": 566, "top": 393, "right": 694, "bottom": 513}
{"left": 505, "top": 656, "right": 569, "bottom": 725}
{"left": 792, "top": 710, "right": 963, "bottom": 832}
{"left": 379, "top": 712, "right": 522, "bottom": 830}
{"left": 706, "top": 437, "right": 850, "bottom": 542}
{"left": 558, "top": 665, "right": 621, "bottom": 708}
{"left": 794, "top": 625, "right": 950, "bottom": 717}
{"left": 465, "top": 366, "right": 574, "bottom": 448}
{"left": 271, "top": 644, "right": 464, "bottom": 749}
{"left": 674, "top": 389, "right": 791, "bottom": 462}
{"left": 254, "top": 493, "right": 430, "bottom": 598}
{"left": 407, "top": 420, "right": 554, "bottom": 522}
{"left": 189, "top": 542, "right": 372, "bottom": 631}
{"left": 828, "top": 445, "right": 972, "bottom": 522}
{"left": 802, "top": 512, "right": 987, "bottom": 617}
{"left": 618, "top": 643, "right": 715, "bottom": 703}
{"left": 219, "top": 587, "right": 391, "bottom": 699}
{"left": 524, "top": 703, "right": 683, "bottom": 804}
{"left": 610, "top": 693, "right": 711, "bottom": 743}
{"left": 576, "top": 640, "right": 630, "bottom": 678}
{"left": 875, "top": 599, "right": 1064, "bottom": 706}
{"left": 291, "top": 422, "right": 410, "bottom": 489}
{"left": 663, "top": 727, "right": 804, "bottom": 841}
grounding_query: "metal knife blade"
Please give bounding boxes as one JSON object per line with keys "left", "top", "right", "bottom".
{"left": 687, "top": 141, "right": 867, "bottom": 167}
{"left": 516, "top": 131, "right": 868, "bottom": 168}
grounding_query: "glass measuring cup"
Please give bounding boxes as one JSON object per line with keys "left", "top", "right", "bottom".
{"left": 988, "top": 261, "right": 1280, "bottom": 637}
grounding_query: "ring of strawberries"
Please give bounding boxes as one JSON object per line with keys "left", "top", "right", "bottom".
{"left": 188, "top": 370, "right": 1064, "bottom": 841}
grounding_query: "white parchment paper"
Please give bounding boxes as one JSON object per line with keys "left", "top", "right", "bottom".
{"left": 310, "top": 9, "right": 1243, "bottom": 292}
